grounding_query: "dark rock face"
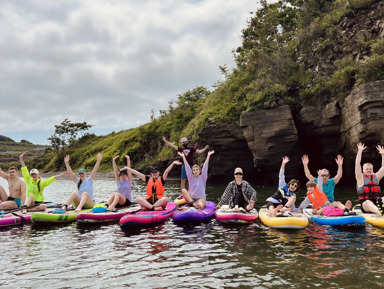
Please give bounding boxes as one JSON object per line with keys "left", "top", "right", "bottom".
{"left": 196, "top": 122, "right": 256, "bottom": 184}
{"left": 195, "top": 81, "right": 384, "bottom": 186}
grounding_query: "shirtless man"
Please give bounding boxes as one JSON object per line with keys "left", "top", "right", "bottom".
{"left": 0, "top": 166, "right": 26, "bottom": 210}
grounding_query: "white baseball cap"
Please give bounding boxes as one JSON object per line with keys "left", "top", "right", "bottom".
{"left": 181, "top": 137, "right": 188, "bottom": 142}
{"left": 30, "top": 169, "right": 39, "bottom": 175}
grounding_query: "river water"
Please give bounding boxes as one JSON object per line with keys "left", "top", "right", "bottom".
{"left": 1, "top": 177, "right": 383, "bottom": 289}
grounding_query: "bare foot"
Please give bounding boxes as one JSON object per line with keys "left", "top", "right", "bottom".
{"left": 234, "top": 205, "right": 239, "bottom": 211}
{"left": 154, "top": 206, "right": 163, "bottom": 211}
{"left": 271, "top": 204, "right": 283, "bottom": 216}
{"left": 181, "top": 206, "right": 188, "bottom": 212}
{"left": 345, "top": 200, "right": 352, "bottom": 210}
{"left": 280, "top": 207, "right": 291, "bottom": 213}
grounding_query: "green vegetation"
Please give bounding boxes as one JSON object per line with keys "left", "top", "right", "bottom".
{"left": 18, "top": 0, "right": 384, "bottom": 172}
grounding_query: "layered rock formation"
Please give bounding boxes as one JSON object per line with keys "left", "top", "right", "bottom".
{"left": 195, "top": 80, "right": 384, "bottom": 185}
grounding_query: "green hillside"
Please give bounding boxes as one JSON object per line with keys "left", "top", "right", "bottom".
{"left": 27, "top": 0, "right": 384, "bottom": 173}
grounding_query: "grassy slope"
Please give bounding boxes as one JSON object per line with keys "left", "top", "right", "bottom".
{"left": 23, "top": 0, "right": 384, "bottom": 172}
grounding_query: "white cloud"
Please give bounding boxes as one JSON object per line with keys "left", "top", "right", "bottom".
{"left": 0, "top": 0, "right": 259, "bottom": 144}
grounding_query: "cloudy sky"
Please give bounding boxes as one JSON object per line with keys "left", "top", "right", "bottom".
{"left": 0, "top": 0, "right": 260, "bottom": 145}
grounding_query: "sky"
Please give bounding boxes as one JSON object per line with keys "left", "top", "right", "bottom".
{"left": 0, "top": 0, "right": 260, "bottom": 145}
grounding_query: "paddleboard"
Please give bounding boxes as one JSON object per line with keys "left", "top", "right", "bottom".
{"left": 259, "top": 206, "right": 309, "bottom": 229}
{"left": 303, "top": 208, "right": 365, "bottom": 226}
{"left": 76, "top": 204, "right": 142, "bottom": 225}
{"left": 172, "top": 201, "right": 216, "bottom": 226}
{"left": 31, "top": 203, "right": 105, "bottom": 225}
{"left": 0, "top": 202, "right": 61, "bottom": 228}
{"left": 215, "top": 205, "right": 258, "bottom": 226}
{"left": 120, "top": 202, "right": 177, "bottom": 230}
{"left": 353, "top": 205, "right": 384, "bottom": 227}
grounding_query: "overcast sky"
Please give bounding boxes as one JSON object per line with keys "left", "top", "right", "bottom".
{"left": 0, "top": 0, "right": 260, "bottom": 145}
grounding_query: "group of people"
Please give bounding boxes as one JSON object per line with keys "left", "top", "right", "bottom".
{"left": 0, "top": 138, "right": 383, "bottom": 218}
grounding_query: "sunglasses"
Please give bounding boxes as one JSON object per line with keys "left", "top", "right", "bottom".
{"left": 321, "top": 174, "right": 330, "bottom": 177}
{"left": 290, "top": 183, "right": 298, "bottom": 188}
{"left": 235, "top": 173, "right": 243, "bottom": 176}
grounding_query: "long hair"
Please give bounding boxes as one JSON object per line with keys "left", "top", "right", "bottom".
{"left": 77, "top": 179, "right": 83, "bottom": 190}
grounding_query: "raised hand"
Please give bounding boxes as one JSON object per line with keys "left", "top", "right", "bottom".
{"left": 208, "top": 150, "right": 215, "bottom": 156}
{"left": 376, "top": 145, "right": 384, "bottom": 155}
{"left": 282, "top": 156, "right": 290, "bottom": 164}
{"left": 96, "top": 153, "right": 102, "bottom": 161}
{"left": 19, "top": 152, "right": 27, "bottom": 159}
{"left": 357, "top": 142, "right": 366, "bottom": 151}
{"left": 64, "top": 155, "right": 70, "bottom": 163}
{"left": 335, "top": 155, "right": 344, "bottom": 166}
{"left": 301, "top": 155, "right": 309, "bottom": 166}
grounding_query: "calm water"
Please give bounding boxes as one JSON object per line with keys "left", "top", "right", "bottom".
{"left": 1, "top": 177, "right": 384, "bottom": 289}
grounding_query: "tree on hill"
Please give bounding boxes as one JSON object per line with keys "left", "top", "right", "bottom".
{"left": 48, "top": 118, "right": 93, "bottom": 151}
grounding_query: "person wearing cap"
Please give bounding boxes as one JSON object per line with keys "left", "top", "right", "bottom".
{"left": 126, "top": 160, "right": 182, "bottom": 210}
{"left": 265, "top": 156, "right": 300, "bottom": 216}
{"left": 177, "top": 150, "right": 215, "bottom": 209}
{"left": 162, "top": 136, "right": 209, "bottom": 190}
{"left": 105, "top": 155, "right": 133, "bottom": 211}
{"left": 216, "top": 167, "right": 257, "bottom": 211}
{"left": 61, "top": 153, "right": 102, "bottom": 212}
{"left": 19, "top": 152, "right": 68, "bottom": 212}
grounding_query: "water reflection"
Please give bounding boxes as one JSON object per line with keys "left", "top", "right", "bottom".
{"left": 2, "top": 178, "right": 384, "bottom": 288}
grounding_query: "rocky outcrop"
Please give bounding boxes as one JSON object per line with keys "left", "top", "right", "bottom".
{"left": 195, "top": 122, "right": 256, "bottom": 183}
{"left": 194, "top": 80, "right": 384, "bottom": 185}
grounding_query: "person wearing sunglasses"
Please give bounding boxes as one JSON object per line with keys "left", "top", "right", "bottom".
{"left": 297, "top": 171, "right": 352, "bottom": 215}
{"left": 301, "top": 154, "right": 343, "bottom": 203}
{"left": 355, "top": 143, "right": 384, "bottom": 214}
{"left": 265, "top": 156, "right": 300, "bottom": 216}
{"left": 215, "top": 167, "right": 257, "bottom": 211}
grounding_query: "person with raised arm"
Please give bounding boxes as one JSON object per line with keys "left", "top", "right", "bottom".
{"left": 126, "top": 160, "right": 181, "bottom": 211}
{"left": 162, "top": 136, "right": 209, "bottom": 189}
{"left": 355, "top": 143, "right": 384, "bottom": 214}
{"left": 298, "top": 170, "right": 352, "bottom": 215}
{"left": 178, "top": 150, "right": 215, "bottom": 210}
{"left": 105, "top": 155, "right": 133, "bottom": 211}
{"left": 301, "top": 154, "right": 343, "bottom": 203}
{"left": 19, "top": 152, "right": 68, "bottom": 212}
{"left": 265, "top": 156, "right": 299, "bottom": 216}
{"left": 0, "top": 166, "right": 26, "bottom": 210}
{"left": 61, "top": 153, "right": 102, "bottom": 212}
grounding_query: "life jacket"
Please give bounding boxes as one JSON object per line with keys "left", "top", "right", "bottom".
{"left": 358, "top": 175, "right": 381, "bottom": 200}
{"left": 279, "top": 186, "right": 295, "bottom": 200}
{"left": 307, "top": 186, "right": 329, "bottom": 210}
{"left": 145, "top": 177, "right": 165, "bottom": 202}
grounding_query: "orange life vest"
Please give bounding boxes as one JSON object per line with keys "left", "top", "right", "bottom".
{"left": 145, "top": 177, "right": 165, "bottom": 201}
{"left": 307, "top": 186, "right": 329, "bottom": 210}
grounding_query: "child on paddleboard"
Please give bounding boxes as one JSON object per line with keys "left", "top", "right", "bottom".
{"left": 298, "top": 171, "right": 352, "bottom": 215}
{"left": 265, "top": 156, "right": 299, "bottom": 216}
